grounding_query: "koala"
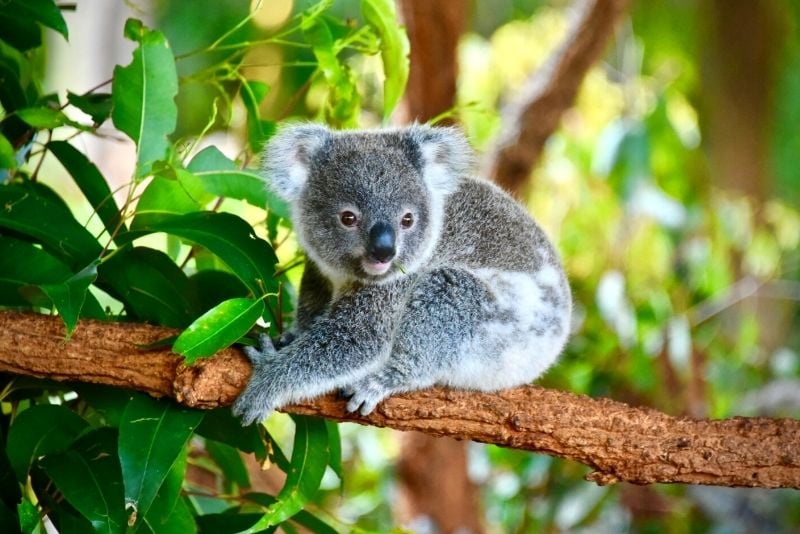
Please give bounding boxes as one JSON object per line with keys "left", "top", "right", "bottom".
{"left": 232, "top": 124, "right": 571, "bottom": 425}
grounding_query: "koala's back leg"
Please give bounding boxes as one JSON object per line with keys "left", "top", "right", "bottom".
{"left": 344, "top": 267, "right": 492, "bottom": 414}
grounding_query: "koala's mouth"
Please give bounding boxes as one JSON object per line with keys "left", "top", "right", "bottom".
{"left": 361, "top": 259, "right": 393, "bottom": 276}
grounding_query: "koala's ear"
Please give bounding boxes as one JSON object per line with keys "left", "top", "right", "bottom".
{"left": 406, "top": 125, "right": 475, "bottom": 196}
{"left": 262, "top": 123, "right": 331, "bottom": 202}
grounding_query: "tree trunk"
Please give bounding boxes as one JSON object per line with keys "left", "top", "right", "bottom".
{"left": 484, "top": 0, "right": 629, "bottom": 197}
{"left": 395, "top": 1, "right": 480, "bottom": 531}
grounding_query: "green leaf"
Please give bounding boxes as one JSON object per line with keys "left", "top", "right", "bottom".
{"left": 40, "top": 428, "right": 127, "bottom": 534}
{"left": 131, "top": 166, "right": 213, "bottom": 229}
{"left": 49, "top": 140, "right": 127, "bottom": 244}
{"left": 187, "top": 146, "right": 267, "bottom": 206}
{"left": 187, "top": 146, "right": 289, "bottom": 218}
{"left": 206, "top": 439, "right": 250, "bottom": 488}
{"left": 17, "top": 498, "right": 40, "bottom": 534}
{"left": 324, "top": 420, "right": 343, "bottom": 480}
{"left": 67, "top": 92, "right": 112, "bottom": 125}
{"left": 118, "top": 395, "right": 204, "bottom": 526}
{"left": 40, "top": 260, "right": 99, "bottom": 337}
{"left": 125, "top": 212, "right": 279, "bottom": 299}
{"left": 74, "top": 386, "right": 136, "bottom": 428}
{"left": 240, "top": 415, "right": 329, "bottom": 532}
{"left": 239, "top": 80, "right": 274, "bottom": 152}
{"left": 0, "top": 13, "right": 41, "bottom": 52}
{"left": 0, "top": 183, "right": 103, "bottom": 269}
{"left": 173, "top": 297, "right": 264, "bottom": 362}
{"left": 197, "top": 505, "right": 337, "bottom": 534}
{"left": 97, "top": 247, "right": 197, "bottom": 328}
{"left": 112, "top": 23, "right": 178, "bottom": 178}
{"left": 139, "top": 447, "right": 192, "bottom": 534}
{"left": 6, "top": 404, "right": 90, "bottom": 482}
{"left": 361, "top": 0, "right": 410, "bottom": 118}
{"left": 187, "top": 270, "right": 249, "bottom": 314}
{"left": 195, "top": 409, "right": 268, "bottom": 463}
{"left": 302, "top": 15, "right": 359, "bottom": 127}
{"left": 5, "top": 0, "right": 68, "bottom": 39}
{"left": 0, "top": 502, "right": 18, "bottom": 534}
{"left": 17, "top": 106, "right": 85, "bottom": 130}
{"left": 141, "top": 498, "right": 195, "bottom": 534}
{"left": 0, "top": 133, "right": 15, "bottom": 170}
{"left": 0, "top": 236, "right": 72, "bottom": 307}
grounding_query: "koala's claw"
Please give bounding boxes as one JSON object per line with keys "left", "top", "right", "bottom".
{"left": 344, "top": 380, "right": 390, "bottom": 416}
{"left": 243, "top": 334, "right": 278, "bottom": 366}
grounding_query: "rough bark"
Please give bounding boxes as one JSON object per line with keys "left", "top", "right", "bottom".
{"left": 484, "top": 0, "right": 629, "bottom": 197}
{"left": 2, "top": 311, "right": 799, "bottom": 489}
{"left": 395, "top": 0, "right": 468, "bottom": 125}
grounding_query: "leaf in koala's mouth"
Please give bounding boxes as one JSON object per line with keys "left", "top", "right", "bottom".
{"left": 395, "top": 262, "right": 407, "bottom": 274}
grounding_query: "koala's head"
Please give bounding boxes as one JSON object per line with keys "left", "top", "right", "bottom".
{"left": 263, "top": 124, "right": 474, "bottom": 284}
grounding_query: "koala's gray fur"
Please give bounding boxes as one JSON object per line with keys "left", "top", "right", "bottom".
{"left": 233, "top": 124, "right": 571, "bottom": 425}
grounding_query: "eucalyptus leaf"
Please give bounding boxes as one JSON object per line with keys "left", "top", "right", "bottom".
{"left": 0, "top": 133, "right": 14, "bottom": 170}
{"left": 3, "top": 0, "right": 68, "bottom": 38}
{"left": 97, "top": 247, "right": 197, "bottom": 328}
{"left": 188, "top": 145, "right": 289, "bottom": 218}
{"left": 0, "top": 183, "right": 103, "bottom": 269}
{"left": 0, "top": 13, "right": 42, "bottom": 52}
{"left": 118, "top": 395, "right": 204, "bottom": 526}
{"left": 173, "top": 297, "right": 264, "bottom": 362}
{"left": 206, "top": 439, "right": 250, "bottom": 488}
{"left": 17, "top": 107, "right": 86, "bottom": 130}
{"left": 131, "top": 167, "right": 214, "bottom": 228}
{"left": 302, "top": 15, "right": 359, "bottom": 127}
{"left": 66, "top": 92, "right": 112, "bottom": 125}
{"left": 17, "top": 498, "right": 40, "bottom": 534}
{"left": 112, "top": 23, "right": 178, "bottom": 178}
{"left": 324, "top": 420, "right": 343, "bottom": 480}
{"left": 139, "top": 447, "right": 192, "bottom": 534}
{"left": 361, "top": 0, "right": 410, "bottom": 118}
{"left": 195, "top": 409, "right": 268, "bottom": 464}
{"left": 187, "top": 270, "right": 249, "bottom": 314}
{"left": 239, "top": 415, "right": 329, "bottom": 532}
{"left": 40, "top": 260, "right": 100, "bottom": 337}
{"left": 0, "top": 236, "right": 72, "bottom": 307}
{"left": 49, "top": 140, "right": 127, "bottom": 244}
{"left": 6, "top": 404, "right": 90, "bottom": 482}
{"left": 126, "top": 212, "right": 279, "bottom": 299}
{"left": 188, "top": 146, "right": 268, "bottom": 207}
{"left": 40, "top": 428, "right": 126, "bottom": 534}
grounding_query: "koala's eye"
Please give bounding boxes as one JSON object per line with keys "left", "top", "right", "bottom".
{"left": 340, "top": 211, "right": 358, "bottom": 227}
{"left": 401, "top": 212, "right": 414, "bottom": 229}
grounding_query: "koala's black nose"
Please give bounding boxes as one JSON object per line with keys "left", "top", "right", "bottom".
{"left": 367, "top": 222, "right": 396, "bottom": 262}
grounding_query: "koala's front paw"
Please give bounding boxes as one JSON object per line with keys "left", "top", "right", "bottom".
{"left": 242, "top": 334, "right": 279, "bottom": 367}
{"left": 232, "top": 335, "right": 283, "bottom": 426}
{"left": 343, "top": 377, "right": 392, "bottom": 416}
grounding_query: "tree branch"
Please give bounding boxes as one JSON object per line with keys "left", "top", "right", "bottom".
{"left": 484, "top": 0, "right": 629, "bottom": 196}
{"left": 2, "top": 311, "right": 799, "bottom": 489}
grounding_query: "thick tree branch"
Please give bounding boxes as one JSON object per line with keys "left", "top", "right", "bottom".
{"left": 1, "top": 311, "right": 799, "bottom": 489}
{"left": 484, "top": 0, "right": 629, "bottom": 196}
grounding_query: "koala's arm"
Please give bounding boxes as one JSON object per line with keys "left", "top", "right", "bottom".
{"left": 294, "top": 258, "right": 332, "bottom": 332}
{"left": 232, "top": 280, "right": 409, "bottom": 425}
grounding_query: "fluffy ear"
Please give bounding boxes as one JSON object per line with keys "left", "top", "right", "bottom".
{"left": 262, "top": 123, "right": 331, "bottom": 202}
{"left": 406, "top": 125, "right": 476, "bottom": 196}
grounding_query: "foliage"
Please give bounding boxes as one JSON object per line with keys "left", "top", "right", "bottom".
{"left": 2, "top": 0, "right": 800, "bottom": 532}
{"left": 456, "top": 2, "right": 800, "bottom": 531}
{"left": 0, "top": 0, "right": 405, "bottom": 531}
